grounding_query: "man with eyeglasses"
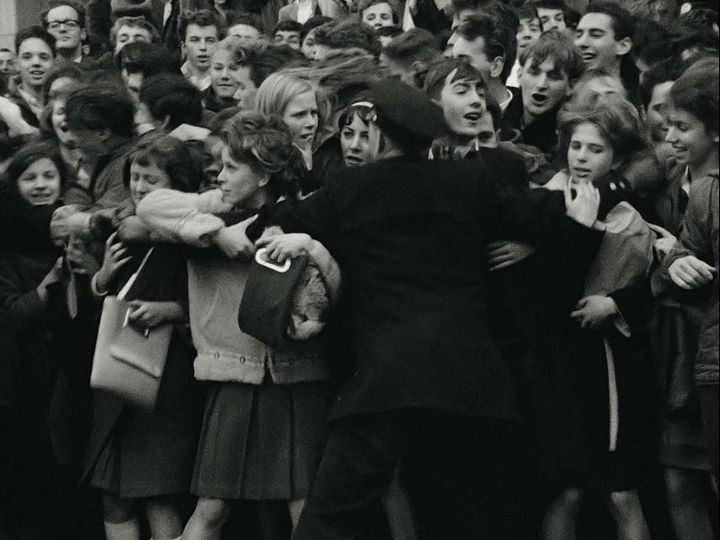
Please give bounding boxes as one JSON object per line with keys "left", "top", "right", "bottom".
{"left": 41, "top": 0, "right": 88, "bottom": 65}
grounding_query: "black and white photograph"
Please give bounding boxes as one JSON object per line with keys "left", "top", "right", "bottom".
{"left": 0, "top": 0, "right": 717, "bottom": 538}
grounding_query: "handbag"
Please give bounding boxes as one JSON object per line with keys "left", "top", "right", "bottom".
{"left": 238, "top": 248, "right": 309, "bottom": 350}
{"left": 90, "top": 248, "right": 172, "bottom": 409}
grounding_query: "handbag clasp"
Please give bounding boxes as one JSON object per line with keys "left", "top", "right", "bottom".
{"left": 255, "top": 248, "right": 292, "bottom": 273}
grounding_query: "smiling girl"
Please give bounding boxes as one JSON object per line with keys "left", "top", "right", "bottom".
{"left": 0, "top": 141, "right": 67, "bottom": 537}
{"left": 537, "top": 96, "right": 656, "bottom": 540}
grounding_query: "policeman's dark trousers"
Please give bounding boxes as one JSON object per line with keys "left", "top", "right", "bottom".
{"left": 294, "top": 408, "right": 524, "bottom": 540}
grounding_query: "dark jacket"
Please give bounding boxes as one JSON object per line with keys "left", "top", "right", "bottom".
{"left": 276, "top": 153, "right": 577, "bottom": 421}
{"left": 82, "top": 242, "right": 202, "bottom": 482}
{"left": 0, "top": 180, "right": 57, "bottom": 253}
{"left": 656, "top": 174, "right": 719, "bottom": 386}
{"left": 64, "top": 137, "right": 134, "bottom": 210}
{"left": 519, "top": 102, "right": 562, "bottom": 163}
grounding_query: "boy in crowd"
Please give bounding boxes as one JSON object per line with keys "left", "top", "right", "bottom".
{"left": 518, "top": 30, "right": 583, "bottom": 160}
{"left": 0, "top": 48, "right": 16, "bottom": 81}
{"left": 179, "top": 10, "right": 224, "bottom": 92}
{"left": 639, "top": 57, "right": 686, "bottom": 160}
{"left": 451, "top": 14, "right": 520, "bottom": 124}
{"left": 658, "top": 57, "right": 720, "bottom": 493}
{"left": 359, "top": 0, "right": 398, "bottom": 30}
{"left": 531, "top": 0, "right": 567, "bottom": 32}
{"left": 273, "top": 20, "right": 303, "bottom": 49}
{"left": 381, "top": 28, "right": 441, "bottom": 87}
{"left": 61, "top": 83, "right": 135, "bottom": 213}
{"left": 11, "top": 27, "right": 55, "bottom": 127}
{"left": 119, "top": 42, "right": 182, "bottom": 105}
{"left": 227, "top": 13, "right": 264, "bottom": 46}
{"left": 41, "top": 0, "right": 88, "bottom": 65}
{"left": 507, "top": 3, "right": 543, "bottom": 88}
{"left": 111, "top": 16, "right": 160, "bottom": 57}
{"left": 135, "top": 73, "right": 204, "bottom": 136}
{"left": 574, "top": 1, "right": 635, "bottom": 90}
{"left": 665, "top": 58, "right": 719, "bottom": 189}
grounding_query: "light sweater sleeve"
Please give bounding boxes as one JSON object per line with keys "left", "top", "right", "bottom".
{"left": 136, "top": 188, "right": 233, "bottom": 247}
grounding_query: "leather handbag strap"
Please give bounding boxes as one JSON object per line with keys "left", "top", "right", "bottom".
{"left": 118, "top": 247, "right": 155, "bottom": 300}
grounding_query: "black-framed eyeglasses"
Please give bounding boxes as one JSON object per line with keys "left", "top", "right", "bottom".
{"left": 47, "top": 19, "right": 81, "bottom": 30}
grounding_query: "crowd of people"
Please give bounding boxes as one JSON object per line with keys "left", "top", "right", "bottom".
{"left": 0, "top": 0, "right": 718, "bottom": 539}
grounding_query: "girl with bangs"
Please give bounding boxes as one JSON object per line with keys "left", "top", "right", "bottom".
{"left": 535, "top": 95, "right": 656, "bottom": 540}
{"left": 83, "top": 135, "right": 204, "bottom": 540}
{"left": 134, "top": 111, "right": 340, "bottom": 539}
{"left": 0, "top": 141, "right": 77, "bottom": 538}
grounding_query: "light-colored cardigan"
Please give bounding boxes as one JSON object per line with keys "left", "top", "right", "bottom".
{"left": 136, "top": 188, "right": 341, "bottom": 385}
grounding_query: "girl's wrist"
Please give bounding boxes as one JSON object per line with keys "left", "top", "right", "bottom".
{"left": 92, "top": 271, "right": 110, "bottom": 296}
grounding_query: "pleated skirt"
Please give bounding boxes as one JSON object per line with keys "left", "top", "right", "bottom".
{"left": 191, "top": 378, "right": 328, "bottom": 501}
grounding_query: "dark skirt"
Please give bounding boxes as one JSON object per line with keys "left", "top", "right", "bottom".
{"left": 191, "top": 379, "right": 328, "bottom": 501}
{"left": 87, "top": 393, "right": 202, "bottom": 498}
{"left": 527, "top": 331, "right": 656, "bottom": 494}
{"left": 652, "top": 305, "right": 710, "bottom": 471}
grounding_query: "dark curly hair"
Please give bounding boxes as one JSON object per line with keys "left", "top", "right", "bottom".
{"left": 222, "top": 110, "right": 304, "bottom": 201}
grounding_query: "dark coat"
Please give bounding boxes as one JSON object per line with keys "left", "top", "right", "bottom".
{"left": 0, "top": 180, "right": 57, "bottom": 253}
{"left": 82, "top": 242, "right": 203, "bottom": 494}
{"left": 276, "top": 152, "right": 578, "bottom": 421}
{"left": 528, "top": 187, "right": 656, "bottom": 491}
{"left": 657, "top": 174, "right": 719, "bottom": 386}
{"left": 520, "top": 102, "right": 562, "bottom": 163}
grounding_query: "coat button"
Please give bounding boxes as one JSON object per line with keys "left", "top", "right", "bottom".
{"left": 609, "top": 182, "right": 617, "bottom": 191}
{"left": 353, "top": 370, "right": 359, "bottom": 377}
{"left": 240, "top": 356, "right": 246, "bottom": 363}
{"left": 214, "top": 352, "right": 220, "bottom": 359}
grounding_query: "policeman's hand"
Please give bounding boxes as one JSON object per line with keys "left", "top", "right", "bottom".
{"left": 486, "top": 241, "right": 535, "bottom": 271}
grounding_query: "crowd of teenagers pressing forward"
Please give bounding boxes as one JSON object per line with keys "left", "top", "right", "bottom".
{"left": 0, "top": 0, "right": 718, "bottom": 539}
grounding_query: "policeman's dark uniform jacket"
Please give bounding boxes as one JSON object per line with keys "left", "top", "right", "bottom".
{"left": 274, "top": 80, "right": 600, "bottom": 539}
